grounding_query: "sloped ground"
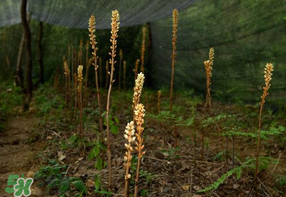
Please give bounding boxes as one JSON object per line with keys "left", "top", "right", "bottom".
{"left": 35, "top": 89, "right": 286, "bottom": 197}
{"left": 1, "top": 88, "right": 285, "bottom": 197}
{"left": 0, "top": 112, "right": 45, "bottom": 196}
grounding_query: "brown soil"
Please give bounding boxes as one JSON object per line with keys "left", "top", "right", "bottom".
{"left": 0, "top": 112, "right": 45, "bottom": 197}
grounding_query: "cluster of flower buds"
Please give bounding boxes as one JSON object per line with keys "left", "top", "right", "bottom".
{"left": 134, "top": 103, "right": 146, "bottom": 158}
{"left": 77, "top": 65, "right": 83, "bottom": 92}
{"left": 209, "top": 47, "right": 214, "bottom": 66}
{"left": 133, "top": 73, "right": 145, "bottom": 108}
{"left": 261, "top": 63, "right": 274, "bottom": 104}
{"left": 63, "top": 60, "right": 70, "bottom": 76}
{"left": 109, "top": 10, "right": 120, "bottom": 65}
{"left": 124, "top": 121, "right": 135, "bottom": 179}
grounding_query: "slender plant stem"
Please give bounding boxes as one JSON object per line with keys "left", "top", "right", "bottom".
{"left": 84, "top": 42, "right": 89, "bottom": 107}
{"left": 74, "top": 74, "right": 78, "bottom": 130}
{"left": 79, "top": 89, "right": 83, "bottom": 155}
{"left": 134, "top": 139, "right": 142, "bottom": 197}
{"left": 119, "top": 50, "right": 122, "bottom": 90}
{"left": 106, "top": 10, "right": 120, "bottom": 186}
{"left": 254, "top": 104, "right": 263, "bottom": 196}
{"left": 232, "top": 136, "right": 235, "bottom": 169}
{"left": 93, "top": 50, "right": 104, "bottom": 147}
{"left": 124, "top": 150, "right": 131, "bottom": 197}
{"left": 106, "top": 68, "right": 113, "bottom": 189}
{"left": 169, "top": 9, "right": 178, "bottom": 111}
{"left": 170, "top": 63, "right": 175, "bottom": 111}
{"left": 201, "top": 131, "right": 204, "bottom": 160}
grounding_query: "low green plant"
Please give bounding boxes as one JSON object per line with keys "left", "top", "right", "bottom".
{"left": 0, "top": 84, "right": 22, "bottom": 130}
{"left": 94, "top": 175, "right": 112, "bottom": 196}
{"left": 139, "top": 170, "right": 157, "bottom": 184}
{"left": 35, "top": 84, "right": 65, "bottom": 116}
{"left": 34, "top": 160, "right": 87, "bottom": 196}
{"left": 160, "top": 146, "right": 180, "bottom": 159}
{"left": 103, "top": 111, "right": 120, "bottom": 134}
{"left": 88, "top": 139, "right": 106, "bottom": 170}
{"left": 198, "top": 157, "right": 277, "bottom": 193}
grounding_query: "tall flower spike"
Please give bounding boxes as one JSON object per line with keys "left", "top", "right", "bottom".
{"left": 261, "top": 63, "right": 274, "bottom": 103}
{"left": 89, "top": 15, "right": 96, "bottom": 49}
{"left": 123, "top": 121, "right": 136, "bottom": 197}
{"left": 209, "top": 47, "right": 214, "bottom": 66}
{"left": 204, "top": 59, "right": 213, "bottom": 109}
{"left": 109, "top": 10, "right": 120, "bottom": 65}
{"left": 133, "top": 72, "right": 145, "bottom": 109}
{"left": 124, "top": 121, "right": 135, "bottom": 177}
{"left": 254, "top": 63, "right": 274, "bottom": 193}
{"left": 169, "top": 9, "right": 179, "bottom": 111}
{"left": 77, "top": 65, "right": 83, "bottom": 92}
{"left": 88, "top": 15, "right": 99, "bottom": 71}
{"left": 172, "top": 9, "right": 178, "bottom": 52}
{"left": 88, "top": 14, "right": 104, "bottom": 156}
{"left": 64, "top": 60, "right": 70, "bottom": 76}
{"left": 134, "top": 103, "right": 146, "bottom": 197}
{"left": 106, "top": 10, "right": 120, "bottom": 190}
{"left": 140, "top": 27, "right": 147, "bottom": 73}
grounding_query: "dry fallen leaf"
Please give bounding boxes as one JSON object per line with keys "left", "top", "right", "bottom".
{"left": 193, "top": 185, "right": 202, "bottom": 191}
{"left": 180, "top": 162, "right": 190, "bottom": 172}
{"left": 46, "top": 136, "right": 53, "bottom": 140}
{"left": 74, "top": 157, "right": 84, "bottom": 164}
{"left": 182, "top": 185, "right": 190, "bottom": 191}
{"left": 86, "top": 179, "right": 94, "bottom": 188}
{"left": 58, "top": 151, "right": 66, "bottom": 161}
{"left": 31, "top": 187, "right": 42, "bottom": 196}
{"left": 233, "top": 183, "right": 240, "bottom": 189}
{"left": 27, "top": 171, "right": 34, "bottom": 178}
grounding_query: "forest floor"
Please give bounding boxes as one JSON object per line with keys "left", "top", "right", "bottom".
{"left": 0, "top": 109, "right": 45, "bottom": 196}
{"left": 0, "top": 84, "right": 286, "bottom": 197}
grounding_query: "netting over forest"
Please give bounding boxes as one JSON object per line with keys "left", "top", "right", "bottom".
{"left": 0, "top": 0, "right": 285, "bottom": 105}
{"left": 0, "top": 0, "right": 196, "bottom": 28}
{"left": 150, "top": 0, "right": 286, "bottom": 104}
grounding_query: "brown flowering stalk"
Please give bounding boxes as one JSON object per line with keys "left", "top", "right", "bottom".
{"left": 123, "top": 60, "right": 127, "bottom": 91}
{"left": 254, "top": 63, "right": 274, "bottom": 195}
{"left": 63, "top": 59, "right": 70, "bottom": 107}
{"left": 123, "top": 121, "right": 136, "bottom": 197}
{"left": 169, "top": 9, "right": 178, "bottom": 111}
{"left": 73, "top": 73, "right": 78, "bottom": 130}
{"left": 157, "top": 90, "right": 161, "bottom": 114}
{"left": 134, "top": 59, "right": 140, "bottom": 83}
{"left": 133, "top": 72, "right": 145, "bottom": 110}
{"left": 99, "top": 57, "right": 102, "bottom": 88}
{"left": 204, "top": 47, "right": 214, "bottom": 110}
{"left": 89, "top": 15, "right": 104, "bottom": 144}
{"left": 106, "top": 10, "right": 120, "bottom": 189}
{"left": 119, "top": 49, "right": 123, "bottom": 90}
{"left": 84, "top": 40, "right": 89, "bottom": 107}
{"left": 134, "top": 103, "right": 146, "bottom": 197}
{"left": 77, "top": 65, "right": 84, "bottom": 140}
{"left": 140, "top": 27, "right": 147, "bottom": 73}
{"left": 78, "top": 39, "right": 83, "bottom": 66}
{"left": 209, "top": 47, "right": 214, "bottom": 66}
{"left": 105, "top": 60, "right": 109, "bottom": 89}
{"left": 204, "top": 60, "right": 212, "bottom": 109}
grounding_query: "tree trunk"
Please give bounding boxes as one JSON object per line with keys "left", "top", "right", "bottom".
{"left": 16, "top": 14, "right": 30, "bottom": 89}
{"left": 21, "top": 0, "right": 33, "bottom": 111}
{"left": 15, "top": 33, "right": 25, "bottom": 89}
{"left": 38, "top": 21, "right": 44, "bottom": 84}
